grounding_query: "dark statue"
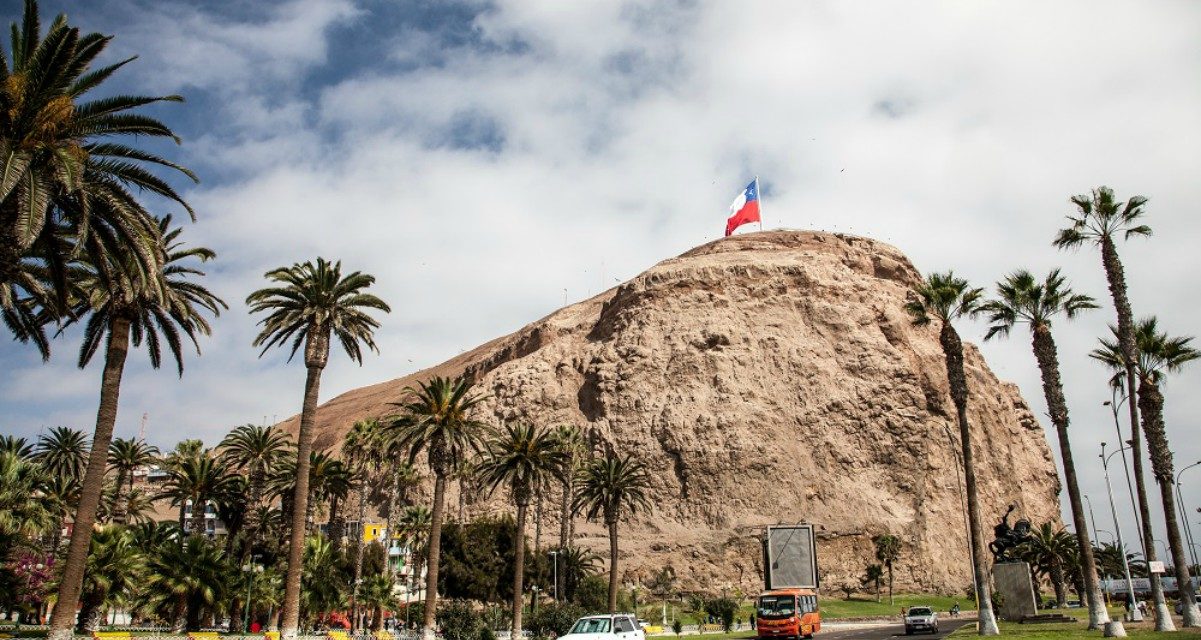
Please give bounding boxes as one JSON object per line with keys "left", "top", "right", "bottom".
{"left": 989, "top": 504, "right": 1033, "bottom": 563}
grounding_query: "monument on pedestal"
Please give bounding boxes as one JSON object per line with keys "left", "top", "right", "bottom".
{"left": 989, "top": 505, "right": 1039, "bottom": 621}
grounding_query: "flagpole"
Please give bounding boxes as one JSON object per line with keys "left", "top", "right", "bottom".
{"left": 756, "top": 175, "right": 763, "bottom": 231}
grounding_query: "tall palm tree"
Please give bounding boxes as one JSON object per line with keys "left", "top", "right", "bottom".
{"left": 554, "top": 425, "right": 584, "bottom": 550}
{"left": 1053, "top": 185, "right": 1172, "bottom": 629}
{"left": 246, "top": 257, "right": 389, "bottom": 640}
{"left": 1092, "top": 318, "right": 1200, "bottom": 625}
{"left": 476, "top": 423, "right": 567, "bottom": 635}
{"left": 219, "top": 424, "right": 293, "bottom": 559}
{"left": 386, "top": 375, "right": 489, "bottom": 640}
{"left": 872, "top": 534, "right": 901, "bottom": 605}
{"left": 158, "top": 450, "right": 237, "bottom": 535}
{"left": 905, "top": 271, "right": 998, "bottom": 635}
{"left": 573, "top": 451, "right": 652, "bottom": 614}
{"left": 344, "top": 418, "right": 382, "bottom": 629}
{"left": 49, "top": 216, "right": 223, "bottom": 640}
{"left": 34, "top": 426, "right": 89, "bottom": 487}
{"left": 398, "top": 504, "right": 432, "bottom": 581}
{"left": 107, "top": 437, "right": 159, "bottom": 525}
{"left": 0, "top": 0, "right": 197, "bottom": 359}
{"left": 382, "top": 460, "right": 421, "bottom": 579}
{"left": 1018, "top": 523, "right": 1075, "bottom": 608}
{"left": 980, "top": 269, "right": 1109, "bottom": 627}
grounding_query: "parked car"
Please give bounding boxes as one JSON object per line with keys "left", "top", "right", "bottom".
{"left": 559, "top": 614, "right": 646, "bottom": 640}
{"left": 904, "top": 607, "right": 939, "bottom": 635}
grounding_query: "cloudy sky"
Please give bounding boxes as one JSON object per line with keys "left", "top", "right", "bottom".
{"left": 2, "top": 0, "right": 1199, "bottom": 547}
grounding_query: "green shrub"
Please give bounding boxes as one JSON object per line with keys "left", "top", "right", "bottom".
{"left": 671, "top": 619, "right": 682, "bottom": 635}
{"left": 438, "top": 600, "right": 482, "bottom": 640}
{"left": 478, "top": 626, "right": 497, "bottom": 640}
{"left": 705, "top": 597, "right": 738, "bottom": 633}
{"left": 528, "top": 602, "right": 585, "bottom": 639}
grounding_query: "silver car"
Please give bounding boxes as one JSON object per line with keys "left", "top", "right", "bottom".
{"left": 904, "top": 606, "right": 938, "bottom": 635}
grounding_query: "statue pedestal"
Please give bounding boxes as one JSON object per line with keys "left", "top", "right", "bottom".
{"left": 994, "top": 562, "right": 1038, "bottom": 621}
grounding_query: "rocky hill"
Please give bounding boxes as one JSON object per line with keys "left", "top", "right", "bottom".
{"left": 281, "top": 230, "right": 1061, "bottom": 595}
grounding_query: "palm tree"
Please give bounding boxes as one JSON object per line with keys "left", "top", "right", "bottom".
{"left": 386, "top": 375, "right": 489, "bottom": 640}
{"left": 159, "top": 450, "right": 237, "bottom": 535}
{"left": 554, "top": 425, "right": 584, "bottom": 549}
{"left": 980, "top": 269, "right": 1109, "bottom": 627}
{"left": 1093, "top": 318, "right": 1200, "bottom": 625}
{"left": 0, "top": 436, "right": 35, "bottom": 459}
{"left": 0, "top": 451, "right": 57, "bottom": 554}
{"left": 860, "top": 564, "right": 884, "bottom": 602}
{"left": 398, "top": 504, "right": 432, "bottom": 579}
{"left": 34, "top": 426, "right": 90, "bottom": 486}
{"left": 1018, "top": 523, "right": 1075, "bottom": 608}
{"left": 140, "top": 534, "right": 232, "bottom": 632}
{"left": 1053, "top": 185, "right": 1172, "bottom": 629}
{"left": 559, "top": 545, "right": 601, "bottom": 603}
{"left": 904, "top": 271, "right": 998, "bottom": 635}
{"left": 107, "top": 437, "right": 159, "bottom": 525}
{"left": 872, "top": 534, "right": 900, "bottom": 605}
{"left": 0, "top": 1, "right": 198, "bottom": 359}
{"left": 344, "top": 419, "right": 382, "bottom": 629}
{"left": 573, "top": 451, "right": 652, "bottom": 614}
{"left": 48, "top": 216, "right": 223, "bottom": 639}
{"left": 358, "top": 574, "right": 397, "bottom": 631}
{"left": 76, "top": 524, "right": 144, "bottom": 632}
{"left": 476, "top": 423, "right": 567, "bottom": 635}
{"left": 246, "top": 257, "right": 389, "bottom": 640}
{"left": 382, "top": 461, "right": 421, "bottom": 578}
{"left": 219, "top": 424, "right": 293, "bottom": 558}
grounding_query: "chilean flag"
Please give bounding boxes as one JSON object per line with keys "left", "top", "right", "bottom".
{"left": 725, "top": 179, "right": 761, "bottom": 237}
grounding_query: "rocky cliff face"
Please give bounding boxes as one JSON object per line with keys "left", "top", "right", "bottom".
{"left": 285, "top": 230, "right": 1061, "bottom": 595}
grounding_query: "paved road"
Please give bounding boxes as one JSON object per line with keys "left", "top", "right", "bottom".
{"left": 819, "top": 618, "right": 973, "bottom": 640}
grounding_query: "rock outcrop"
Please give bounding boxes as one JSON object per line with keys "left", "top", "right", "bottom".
{"left": 283, "top": 230, "right": 1061, "bottom": 595}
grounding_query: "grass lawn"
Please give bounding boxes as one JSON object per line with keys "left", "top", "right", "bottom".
{"left": 819, "top": 595, "right": 963, "bottom": 619}
{"left": 947, "top": 619, "right": 1201, "bottom": 640}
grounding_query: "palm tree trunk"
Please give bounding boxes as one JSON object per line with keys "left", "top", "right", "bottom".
{"left": 422, "top": 472, "right": 448, "bottom": 640}
{"left": 191, "top": 497, "right": 207, "bottom": 536}
{"left": 512, "top": 501, "right": 529, "bottom": 636}
{"left": 329, "top": 493, "right": 343, "bottom": 551}
{"left": 887, "top": 562, "right": 894, "bottom": 606}
{"left": 112, "top": 469, "right": 130, "bottom": 525}
{"left": 534, "top": 488, "right": 543, "bottom": 554}
{"left": 280, "top": 363, "right": 323, "bottom": 640}
{"left": 351, "top": 474, "right": 369, "bottom": 631}
{"left": 1050, "top": 565, "right": 1065, "bottom": 609}
{"left": 559, "top": 475, "right": 572, "bottom": 599}
{"left": 386, "top": 474, "right": 401, "bottom": 579}
{"left": 607, "top": 518, "right": 619, "bottom": 614}
{"left": 1030, "top": 326, "right": 1109, "bottom": 628}
{"left": 939, "top": 322, "right": 999, "bottom": 636}
{"left": 1100, "top": 238, "right": 1174, "bottom": 630}
{"left": 1138, "top": 379, "right": 1200, "bottom": 626}
{"left": 48, "top": 317, "right": 132, "bottom": 640}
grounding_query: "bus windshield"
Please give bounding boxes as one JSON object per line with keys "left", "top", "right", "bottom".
{"left": 758, "top": 596, "right": 797, "bottom": 619}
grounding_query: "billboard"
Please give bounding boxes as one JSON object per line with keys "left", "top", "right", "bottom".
{"left": 764, "top": 524, "right": 818, "bottom": 589}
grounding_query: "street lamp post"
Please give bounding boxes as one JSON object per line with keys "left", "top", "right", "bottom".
{"left": 242, "top": 556, "right": 263, "bottom": 633}
{"left": 1175, "top": 461, "right": 1201, "bottom": 569}
{"left": 549, "top": 550, "right": 559, "bottom": 603}
{"left": 1105, "top": 396, "right": 1145, "bottom": 555}
{"left": 1102, "top": 442, "right": 1142, "bottom": 621}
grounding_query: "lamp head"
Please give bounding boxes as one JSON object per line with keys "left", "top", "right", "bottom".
{"left": 1104, "top": 401, "right": 1112, "bottom": 406}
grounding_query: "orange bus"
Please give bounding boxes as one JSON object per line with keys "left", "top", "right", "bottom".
{"left": 755, "top": 587, "right": 821, "bottom": 639}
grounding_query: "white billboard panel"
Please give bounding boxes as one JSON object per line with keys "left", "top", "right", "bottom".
{"left": 765, "top": 525, "right": 818, "bottom": 589}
